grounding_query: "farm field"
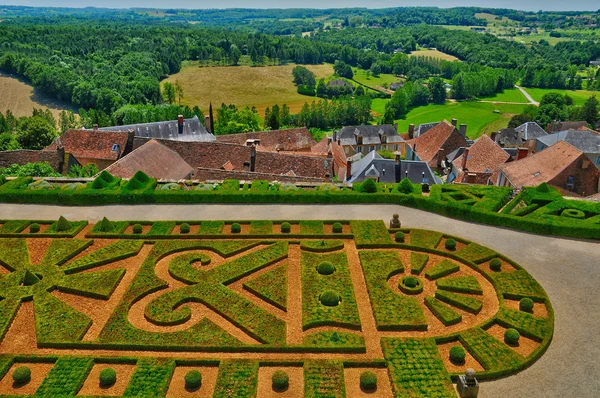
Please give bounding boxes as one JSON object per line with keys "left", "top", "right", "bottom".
{"left": 520, "top": 87, "right": 599, "bottom": 106}
{"left": 162, "top": 62, "right": 333, "bottom": 117}
{"left": 409, "top": 49, "right": 460, "bottom": 62}
{"left": 0, "top": 72, "right": 76, "bottom": 119}
{"left": 372, "top": 100, "right": 527, "bottom": 138}
{"left": 0, "top": 218, "right": 553, "bottom": 397}
{"left": 478, "top": 88, "right": 530, "bottom": 103}
{"left": 352, "top": 68, "right": 401, "bottom": 91}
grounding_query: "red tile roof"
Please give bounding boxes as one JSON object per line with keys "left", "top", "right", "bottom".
{"left": 453, "top": 134, "right": 510, "bottom": 174}
{"left": 498, "top": 141, "right": 584, "bottom": 188}
{"left": 103, "top": 139, "right": 193, "bottom": 180}
{"left": 311, "top": 136, "right": 347, "bottom": 175}
{"left": 46, "top": 129, "right": 130, "bottom": 161}
{"left": 410, "top": 120, "right": 468, "bottom": 165}
{"left": 215, "top": 128, "right": 316, "bottom": 152}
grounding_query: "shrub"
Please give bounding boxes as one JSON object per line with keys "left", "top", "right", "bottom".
{"left": 490, "top": 258, "right": 502, "bottom": 272}
{"left": 97, "top": 217, "right": 115, "bottom": 232}
{"left": 519, "top": 298, "right": 535, "bottom": 313}
{"left": 56, "top": 216, "right": 72, "bottom": 232}
{"left": 504, "top": 328, "right": 520, "bottom": 345}
{"left": 29, "top": 223, "right": 40, "bottom": 233}
{"left": 99, "top": 367, "right": 117, "bottom": 387}
{"left": 184, "top": 370, "right": 202, "bottom": 389}
{"left": 132, "top": 224, "right": 143, "bottom": 234}
{"left": 272, "top": 370, "right": 289, "bottom": 391}
{"left": 398, "top": 276, "right": 423, "bottom": 294}
{"left": 231, "top": 223, "right": 241, "bottom": 233}
{"left": 359, "top": 371, "right": 377, "bottom": 391}
{"left": 332, "top": 222, "right": 343, "bottom": 233}
{"left": 449, "top": 346, "right": 466, "bottom": 364}
{"left": 404, "top": 276, "right": 418, "bottom": 288}
{"left": 445, "top": 238, "right": 456, "bottom": 250}
{"left": 317, "top": 261, "right": 335, "bottom": 275}
{"left": 397, "top": 178, "right": 414, "bottom": 194}
{"left": 180, "top": 223, "right": 190, "bottom": 234}
{"left": 537, "top": 182, "right": 551, "bottom": 192}
{"left": 12, "top": 366, "right": 31, "bottom": 385}
{"left": 361, "top": 179, "right": 377, "bottom": 193}
{"left": 281, "top": 222, "right": 291, "bottom": 233}
{"left": 395, "top": 231, "right": 405, "bottom": 243}
{"left": 320, "top": 290, "right": 341, "bottom": 306}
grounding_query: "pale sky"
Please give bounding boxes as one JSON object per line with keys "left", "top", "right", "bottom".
{"left": 0, "top": 1, "right": 598, "bottom": 12}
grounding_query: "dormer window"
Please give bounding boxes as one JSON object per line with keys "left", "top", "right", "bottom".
{"left": 111, "top": 144, "right": 119, "bottom": 152}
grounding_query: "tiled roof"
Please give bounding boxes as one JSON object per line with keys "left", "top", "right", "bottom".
{"left": 548, "top": 121, "right": 588, "bottom": 133}
{"left": 411, "top": 120, "right": 467, "bottom": 164}
{"left": 103, "top": 140, "right": 193, "bottom": 180}
{"left": 311, "top": 136, "right": 347, "bottom": 177}
{"left": 498, "top": 141, "right": 584, "bottom": 188}
{"left": 536, "top": 130, "right": 600, "bottom": 153}
{"left": 453, "top": 135, "right": 510, "bottom": 174}
{"left": 216, "top": 128, "right": 316, "bottom": 152}
{"left": 100, "top": 116, "right": 215, "bottom": 142}
{"left": 46, "top": 129, "right": 130, "bottom": 161}
{"left": 454, "top": 171, "right": 493, "bottom": 185}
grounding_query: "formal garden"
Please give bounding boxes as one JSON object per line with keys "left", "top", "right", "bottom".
{"left": 0, "top": 217, "right": 554, "bottom": 397}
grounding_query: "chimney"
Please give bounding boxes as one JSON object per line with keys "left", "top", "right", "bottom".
{"left": 395, "top": 153, "right": 401, "bottom": 183}
{"left": 459, "top": 124, "right": 467, "bottom": 138}
{"left": 346, "top": 159, "right": 352, "bottom": 181}
{"left": 177, "top": 115, "right": 184, "bottom": 135}
{"left": 204, "top": 116, "right": 211, "bottom": 133}
{"left": 408, "top": 124, "right": 415, "bottom": 139}
{"left": 333, "top": 130, "right": 338, "bottom": 141}
{"left": 451, "top": 118, "right": 458, "bottom": 127}
{"left": 437, "top": 149, "right": 444, "bottom": 168}
{"left": 412, "top": 143, "right": 416, "bottom": 161}
{"left": 93, "top": 124, "right": 98, "bottom": 131}
{"left": 394, "top": 123, "right": 398, "bottom": 132}
{"left": 250, "top": 145, "right": 256, "bottom": 172}
{"left": 490, "top": 132, "right": 497, "bottom": 142}
{"left": 461, "top": 148, "right": 469, "bottom": 171}
{"left": 516, "top": 147, "right": 528, "bottom": 161}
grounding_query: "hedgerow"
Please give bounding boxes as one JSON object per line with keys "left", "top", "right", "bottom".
{"left": 424, "top": 297, "right": 462, "bottom": 326}
{"left": 301, "top": 240, "right": 344, "bottom": 252}
{"left": 199, "top": 221, "right": 224, "bottom": 234}
{"left": 350, "top": 220, "right": 393, "bottom": 247}
{"left": 42, "top": 239, "right": 93, "bottom": 266}
{"left": 495, "top": 308, "right": 550, "bottom": 342}
{"left": 57, "top": 268, "right": 126, "bottom": 299}
{"left": 36, "top": 357, "right": 94, "bottom": 397}
{"left": 213, "top": 360, "right": 259, "bottom": 398}
{"left": 410, "top": 229, "right": 444, "bottom": 248}
{"left": 122, "top": 358, "right": 175, "bottom": 397}
{"left": 249, "top": 220, "right": 272, "bottom": 234}
{"left": 64, "top": 240, "right": 144, "bottom": 273}
{"left": 460, "top": 328, "right": 522, "bottom": 373}
{"left": 299, "top": 220, "right": 324, "bottom": 234}
{"left": 382, "top": 338, "right": 456, "bottom": 398}
{"left": 302, "top": 330, "right": 365, "bottom": 349}
{"left": 436, "top": 276, "right": 483, "bottom": 295}
{"left": 435, "top": 290, "right": 483, "bottom": 314}
{"left": 490, "top": 270, "right": 547, "bottom": 300}
{"left": 34, "top": 292, "right": 92, "bottom": 343}
{"left": 359, "top": 250, "right": 427, "bottom": 331}
{"left": 410, "top": 252, "right": 429, "bottom": 275}
{"left": 302, "top": 250, "right": 361, "bottom": 330}
{"left": 425, "top": 259, "right": 460, "bottom": 280}
{"left": 304, "top": 360, "right": 346, "bottom": 398}
{"left": 242, "top": 264, "right": 288, "bottom": 311}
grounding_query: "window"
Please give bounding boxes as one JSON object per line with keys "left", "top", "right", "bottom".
{"left": 596, "top": 156, "right": 600, "bottom": 165}
{"left": 111, "top": 144, "right": 119, "bottom": 152}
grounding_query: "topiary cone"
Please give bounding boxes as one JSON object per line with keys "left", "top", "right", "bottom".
{"left": 56, "top": 216, "right": 73, "bottom": 232}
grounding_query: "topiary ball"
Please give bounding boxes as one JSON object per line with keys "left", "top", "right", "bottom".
{"left": 320, "top": 291, "right": 341, "bottom": 307}
{"left": 395, "top": 231, "right": 405, "bottom": 243}
{"left": 271, "top": 370, "right": 289, "bottom": 391}
{"left": 12, "top": 366, "right": 31, "bottom": 385}
{"left": 504, "top": 328, "right": 520, "bottom": 345}
{"left": 359, "top": 371, "right": 377, "bottom": 391}
{"left": 231, "top": 223, "right": 241, "bottom": 233}
{"left": 184, "top": 370, "right": 202, "bottom": 390}
{"left": 445, "top": 239, "right": 456, "bottom": 250}
{"left": 132, "top": 224, "right": 143, "bottom": 234}
{"left": 99, "top": 367, "right": 117, "bottom": 387}
{"left": 449, "top": 346, "right": 466, "bottom": 364}
{"left": 361, "top": 178, "right": 377, "bottom": 193}
{"left": 403, "top": 276, "right": 418, "bottom": 288}
{"left": 180, "top": 223, "right": 190, "bottom": 234}
{"left": 281, "top": 222, "right": 291, "bottom": 233}
{"left": 317, "top": 261, "right": 335, "bottom": 275}
{"left": 29, "top": 223, "right": 40, "bottom": 233}
{"left": 332, "top": 222, "right": 343, "bottom": 233}
{"left": 519, "top": 298, "right": 535, "bottom": 313}
{"left": 489, "top": 259, "right": 502, "bottom": 272}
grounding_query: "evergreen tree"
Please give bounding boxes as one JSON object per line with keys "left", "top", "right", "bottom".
{"left": 582, "top": 95, "right": 599, "bottom": 126}
{"left": 429, "top": 77, "right": 446, "bottom": 104}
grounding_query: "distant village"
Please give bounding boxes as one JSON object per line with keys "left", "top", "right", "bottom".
{"left": 1, "top": 114, "right": 599, "bottom": 200}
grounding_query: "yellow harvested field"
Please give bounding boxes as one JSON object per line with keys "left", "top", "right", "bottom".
{"left": 409, "top": 50, "right": 460, "bottom": 62}
{"left": 163, "top": 62, "right": 333, "bottom": 116}
{"left": 0, "top": 72, "right": 76, "bottom": 118}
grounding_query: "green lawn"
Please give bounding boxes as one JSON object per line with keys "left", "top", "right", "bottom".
{"left": 352, "top": 68, "right": 401, "bottom": 89}
{"left": 478, "top": 89, "right": 529, "bottom": 103}
{"left": 372, "top": 100, "right": 527, "bottom": 139}
{"left": 520, "top": 87, "right": 599, "bottom": 106}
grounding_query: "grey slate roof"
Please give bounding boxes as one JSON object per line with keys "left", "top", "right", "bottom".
{"left": 446, "top": 147, "right": 466, "bottom": 163}
{"left": 414, "top": 122, "right": 440, "bottom": 138}
{"left": 514, "top": 122, "right": 547, "bottom": 140}
{"left": 100, "top": 116, "right": 215, "bottom": 142}
{"left": 347, "top": 150, "right": 441, "bottom": 184}
{"left": 338, "top": 125, "right": 403, "bottom": 146}
{"left": 536, "top": 130, "right": 600, "bottom": 153}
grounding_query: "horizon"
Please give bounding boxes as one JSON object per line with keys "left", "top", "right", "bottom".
{"left": 1, "top": 1, "right": 599, "bottom": 13}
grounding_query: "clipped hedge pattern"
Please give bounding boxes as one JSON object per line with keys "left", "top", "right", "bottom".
{"left": 424, "top": 297, "right": 462, "bottom": 326}
{"left": 213, "top": 360, "right": 258, "bottom": 398}
{"left": 242, "top": 264, "right": 288, "bottom": 311}
{"left": 123, "top": 358, "right": 175, "bottom": 397}
{"left": 435, "top": 290, "right": 483, "bottom": 314}
{"left": 425, "top": 259, "right": 460, "bottom": 280}
{"left": 304, "top": 360, "right": 346, "bottom": 398}
{"left": 436, "top": 275, "right": 483, "bottom": 295}
{"left": 36, "top": 357, "right": 94, "bottom": 397}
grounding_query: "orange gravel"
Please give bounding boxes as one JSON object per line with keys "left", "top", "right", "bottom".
{"left": 0, "top": 362, "right": 54, "bottom": 396}
{"left": 77, "top": 363, "right": 136, "bottom": 397}
{"left": 166, "top": 366, "right": 219, "bottom": 398}
{"left": 485, "top": 323, "right": 540, "bottom": 358}
{"left": 503, "top": 299, "right": 549, "bottom": 318}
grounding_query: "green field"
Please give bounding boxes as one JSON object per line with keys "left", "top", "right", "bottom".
{"left": 478, "top": 89, "right": 529, "bottom": 103}
{"left": 521, "top": 87, "right": 599, "bottom": 106}
{"left": 352, "top": 68, "right": 401, "bottom": 90}
{"left": 373, "top": 100, "right": 527, "bottom": 138}
{"left": 409, "top": 49, "right": 460, "bottom": 62}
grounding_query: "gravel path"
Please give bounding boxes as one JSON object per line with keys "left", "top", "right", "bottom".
{"left": 1, "top": 203, "right": 598, "bottom": 397}
{"left": 515, "top": 85, "right": 540, "bottom": 106}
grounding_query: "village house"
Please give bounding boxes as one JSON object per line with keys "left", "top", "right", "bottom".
{"left": 100, "top": 115, "right": 215, "bottom": 142}
{"left": 547, "top": 121, "right": 589, "bottom": 133}
{"left": 448, "top": 134, "right": 514, "bottom": 185}
{"left": 407, "top": 120, "right": 469, "bottom": 172}
{"left": 215, "top": 127, "right": 316, "bottom": 152}
{"left": 535, "top": 129, "right": 600, "bottom": 167}
{"left": 311, "top": 136, "right": 347, "bottom": 179}
{"left": 44, "top": 128, "right": 134, "bottom": 171}
{"left": 497, "top": 141, "right": 600, "bottom": 196}
{"left": 335, "top": 124, "right": 405, "bottom": 157}
{"left": 494, "top": 122, "right": 548, "bottom": 152}
{"left": 389, "top": 81, "right": 405, "bottom": 91}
